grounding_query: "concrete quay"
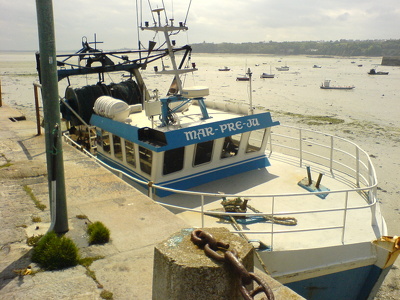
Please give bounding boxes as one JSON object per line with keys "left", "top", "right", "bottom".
{"left": 0, "top": 104, "right": 303, "bottom": 299}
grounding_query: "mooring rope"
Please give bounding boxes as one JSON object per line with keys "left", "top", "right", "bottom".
{"left": 246, "top": 204, "right": 297, "bottom": 226}
{"left": 219, "top": 197, "right": 297, "bottom": 226}
{"left": 228, "top": 215, "right": 271, "bottom": 275}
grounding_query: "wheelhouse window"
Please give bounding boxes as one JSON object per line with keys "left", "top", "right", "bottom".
{"left": 246, "top": 129, "right": 266, "bottom": 153}
{"left": 139, "top": 146, "right": 152, "bottom": 175}
{"left": 163, "top": 147, "right": 184, "bottom": 175}
{"left": 113, "top": 135, "right": 123, "bottom": 161}
{"left": 100, "top": 130, "right": 111, "bottom": 154}
{"left": 221, "top": 134, "right": 241, "bottom": 159}
{"left": 194, "top": 140, "right": 214, "bottom": 166}
{"left": 125, "top": 140, "right": 136, "bottom": 168}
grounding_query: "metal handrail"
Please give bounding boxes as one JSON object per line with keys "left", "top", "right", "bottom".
{"left": 63, "top": 123, "right": 379, "bottom": 248}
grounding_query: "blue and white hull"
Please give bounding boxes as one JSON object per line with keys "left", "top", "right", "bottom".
{"left": 260, "top": 237, "right": 400, "bottom": 300}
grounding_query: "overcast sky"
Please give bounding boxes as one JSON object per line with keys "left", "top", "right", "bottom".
{"left": 1, "top": 0, "right": 400, "bottom": 51}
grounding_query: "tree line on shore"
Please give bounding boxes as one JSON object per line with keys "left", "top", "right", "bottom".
{"left": 191, "top": 39, "right": 400, "bottom": 57}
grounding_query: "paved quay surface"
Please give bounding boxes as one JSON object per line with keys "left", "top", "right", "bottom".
{"left": 0, "top": 104, "right": 302, "bottom": 299}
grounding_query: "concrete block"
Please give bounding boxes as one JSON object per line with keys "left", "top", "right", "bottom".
{"left": 153, "top": 227, "right": 254, "bottom": 300}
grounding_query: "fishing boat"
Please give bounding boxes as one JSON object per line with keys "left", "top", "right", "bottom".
{"left": 43, "top": 4, "right": 399, "bottom": 300}
{"left": 368, "top": 68, "right": 389, "bottom": 75}
{"left": 320, "top": 79, "right": 355, "bottom": 90}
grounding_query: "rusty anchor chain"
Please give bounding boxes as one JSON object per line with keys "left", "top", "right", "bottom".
{"left": 191, "top": 229, "right": 275, "bottom": 300}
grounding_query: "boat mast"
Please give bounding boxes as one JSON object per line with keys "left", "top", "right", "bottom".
{"left": 141, "top": 8, "right": 196, "bottom": 95}
{"left": 247, "top": 68, "right": 253, "bottom": 115}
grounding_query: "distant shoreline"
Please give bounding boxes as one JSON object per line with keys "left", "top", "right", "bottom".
{"left": 0, "top": 50, "right": 389, "bottom": 60}
{"left": 2, "top": 38, "right": 400, "bottom": 57}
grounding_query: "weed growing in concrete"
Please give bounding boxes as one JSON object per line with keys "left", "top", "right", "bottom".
{"left": 83, "top": 265, "right": 104, "bottom": 289}
{"left": 27, "top": 234, "right": 43, "bottom": 247}
{"left": 85, "top": 268, "right": 97, "bottom": 281}
{"left": 87, "top": 221, "right": 110, "bottom": 245}
{"left": 76, "top": 214, "right": 88, "bottom": 220}
{"left": 23, "top": 185, "right": 46, "bottom": 211}
{"left": 31, "top": 231, "right": 79, "bottom": 270}
{"left": 79, "top": 255, "right": 105, "bottom": 267}
{"left": 0, "top": 153, "right": 12, "bottom": 168}
{"left": 32, "top": 216, "right": 41, "bottom": 222}
{"left": 100, "top": 290, "right": 113, "bottom": 299}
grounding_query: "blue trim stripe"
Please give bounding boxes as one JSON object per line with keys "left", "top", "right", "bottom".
{"left": 97, "top": 152, "right": 269, "bottom": 197}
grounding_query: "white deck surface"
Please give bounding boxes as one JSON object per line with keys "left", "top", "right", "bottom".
{"left": 158, "top": 151, "right": 381, "bottom": 251}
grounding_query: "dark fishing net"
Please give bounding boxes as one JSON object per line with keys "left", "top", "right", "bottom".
{"left": 61, "top": 79, "right": 142, "bottom": 125}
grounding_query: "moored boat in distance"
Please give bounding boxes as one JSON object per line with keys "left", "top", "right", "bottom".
{"left": 276, "top": 65, "right": 289, "bottom": 71}
{"left": 320, "top": 79, "right": 355, "bottom": 90}
{"left": 261, "top": 65, "right": 275, "bottom": 78}
{"left": 260, "top": 72, "right": 275, "bottom": 78}
{"left": 368, "top": 68, "right": 389, "bottom": 75}
{"left": 236, "top": 75, "right": 250, "bottom": 81}
{"left": 47, "top": 4, "right": 399, "bottom": 300}
{"left": 218, "top": 66, "right": 230, "bottom": 71}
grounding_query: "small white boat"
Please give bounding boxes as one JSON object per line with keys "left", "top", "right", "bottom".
{"left": 260, "top": 72, "right": 275, "bottom": 78}
{"left": 320, "top": 79, "right": 355, "bottom": 90}
{"left": 276, "top": 65, "right": 289, "bottom": 71}
{"left": 261, "top": 65, "right": 275, "bottom": 78}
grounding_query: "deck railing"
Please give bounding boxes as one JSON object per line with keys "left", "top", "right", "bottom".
{"left": 63, "top": 124, "right": 380, "bottom": 249}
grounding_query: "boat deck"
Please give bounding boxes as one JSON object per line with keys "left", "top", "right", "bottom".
{"left": 90, "top": 98, "right": 382, "bottom": 252}
{"left": 158, "top": 150, "right": 381, "bottom": 251}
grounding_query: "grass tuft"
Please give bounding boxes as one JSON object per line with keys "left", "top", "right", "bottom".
{"left": 31, "top": 231, "right": 79, "bottom": 270}
{"left": 87, "top": 221, "right": 110, "bottom": 245}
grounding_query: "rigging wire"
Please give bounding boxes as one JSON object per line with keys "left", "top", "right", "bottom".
{"left": 147, "top": 0, "right": 156, "bottom": 24}
{"left": 136, "top": 0, "right": 142, "bottom": 58}
{"left": 161, "top": 0, "right": 169, "bottom": 25}
{"left": 171, "top": 0, "right": 174, "bottom": 21}
{"left": 106, "top": 72, "right": 115, "bottom": 84}
{"left": 184, "top": 0, "right": 193, "bottom": 25}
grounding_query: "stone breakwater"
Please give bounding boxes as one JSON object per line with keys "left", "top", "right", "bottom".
{"left": 382, "top": 56, "right": 400, "bottom": 66}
